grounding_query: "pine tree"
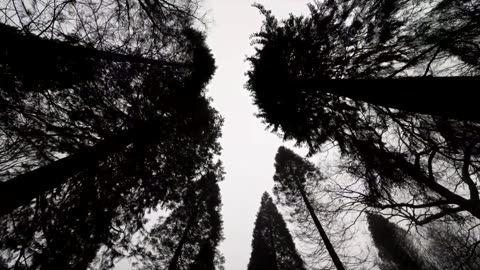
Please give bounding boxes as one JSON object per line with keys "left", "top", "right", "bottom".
{"left": 366, "top": 213, "right": 436, "bottom": 270}
{"left": 247, "top": 192, "right": 306, "bottom": 270}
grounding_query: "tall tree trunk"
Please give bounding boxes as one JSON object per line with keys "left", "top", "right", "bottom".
{"left": 0, "top": 23, "right": 184, "bottom": 67}
{"left": 310, "top": 77, "right": 480, "bottom": 123}
{"left": 294, "top": 179, "right": 346, "bottom": 270}
{"left": 0, "top": 122, "right": 160, "bottom": 217}
{"left": 168, "top": 207, "right": 198, "bottom": 270}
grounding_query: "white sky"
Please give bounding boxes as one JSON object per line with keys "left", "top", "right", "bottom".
{"left": 204, "top": 1, "right": 310, "bottom": 269}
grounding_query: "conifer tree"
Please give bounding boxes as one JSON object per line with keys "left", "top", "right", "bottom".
{"left": 247, "top": 192, "right": 306, "bottom": 270}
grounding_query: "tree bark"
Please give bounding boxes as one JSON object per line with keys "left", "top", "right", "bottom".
{"left": 310, "top": 76, "right": 480, "bottom": 123}
{"left": 295, "top": 179, "right": 346, "bottom": 270}
{"left": 0, "top": 121, "right": 160, "bottom": 217}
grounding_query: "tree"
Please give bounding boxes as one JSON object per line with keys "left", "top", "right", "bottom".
{"left": 247, "top": 192, "right": 307, "bottom": 270}
{"left": 247, "top": 1, "right": 480, "bottom": 123}
{"left": 0, "top": 3, "right": 223, "bottom": 268}
{"left": 274, "top": 147, "right": 346, "bottom": 270}
{"left": 0, "top": 0, "right": 216, "bottom": 215}
{"left": 247, "top": 1, "right": 480, "bottom": 227}
{"left": 366, "top": 213, "right": 436, "bottom": 270}
{"left": 134, "top": 168, "right": 224, "bottom": 270}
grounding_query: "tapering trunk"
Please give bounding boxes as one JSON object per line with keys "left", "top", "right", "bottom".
{"left": 0, "top": 23, "right": 184, "bottom": 67}
{"left": 311, "top": 76, "right": 480, "bottom": 123}
{"left": 295, "top": 179, "right": 346, "bottom": 270}
{"left": 0, "top": 122, "right": 159, "bottom": 217}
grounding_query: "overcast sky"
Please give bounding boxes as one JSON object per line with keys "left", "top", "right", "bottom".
{"left": 204, "top": 1, "right": 310, "bottom": 269}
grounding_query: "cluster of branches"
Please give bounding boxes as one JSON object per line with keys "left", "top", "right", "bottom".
{"left": 0, "top": 0, "right": 224, "bottom": 269}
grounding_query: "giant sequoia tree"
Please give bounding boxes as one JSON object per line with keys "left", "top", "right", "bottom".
{"left": 247, "top": 1, "right": 480, "bottom": 123}
{"left": 247, "top": 0, "right": 480, "bottom": 227}
{"left": 247, "top": 193, "right": 306, "bottom": 270}
{"left": 0, "top": 0, "right": 222, "bottom": 268}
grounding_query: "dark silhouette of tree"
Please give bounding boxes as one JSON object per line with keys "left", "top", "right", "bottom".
{"left": 134, "top": 169, "right": 224, "bottom": 270}
{"left": 366, "top": 213, "right": 436, "bottom": 270}
{"left": 247, "top": 1, "right": 480, "bottom": 123}
{"left": 424, "top": 222, "right": 480, "bottom": 270}
{"left": 0, "top": 93, "right": 222, "bottom": 269}
{"left": 247, "top": 192, "right": 306, "bottom": 270}
{"left": 247, "top": 1, "right": 480, "bottom": 227}
{"left": 0, "top": 0, "right": 216, "bottom": 215}
{"left": 273, "top": 147, "right": 346, "bottom": 270}
{"left": 0, "top": 2, "right": 223, "bottom": 267}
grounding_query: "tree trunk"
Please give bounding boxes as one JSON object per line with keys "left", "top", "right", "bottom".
{"left": 295, "top": 179, "right": 346, "bottom": 270}
{"left": 0, "top": 122, "right": 160, "bottom": 217}
{"left": 0, "top": 23, "right": 184, "bottom": 67}
{"left": 310, "top": 77, "right": 480, "bottom": 123}
{"left": 168, "top": 207, "right": 198, "bottom": 270}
